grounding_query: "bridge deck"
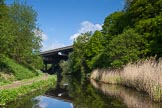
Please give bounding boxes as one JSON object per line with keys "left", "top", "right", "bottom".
{"left": 40, "top": 45, "right": 73, "bottom": 73}
{"left": 40, "top": 45, "right": 73, "bottom": 56}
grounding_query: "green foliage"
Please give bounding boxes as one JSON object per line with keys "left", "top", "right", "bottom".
{"left": 105, "top": 29, "right": 144, "bottom": 68}
{"left": 7, "top": 88, "right": 48, "bottom": 108}
{"left": 67, "top": 76, "right": 126, "bottom": 108}
{"left": 0, "top": 75, "right": 56, "bottom": 105}
{"left": 135, "top": 15, "right": 162, "bottom": 57}
{"left": 69, "top": 32, "right": 91, "bottom": 76}
{"left": 59, "top": 60, "right": 70, "bottom": 75}
{"left": 59, "top": 0, "right": 162, "bottom": 76}
{"left": 8, "top": 1, "right": 42, "bottom": 63}
{"left": 0, "top": 55, "right": 38, "bottom": 81}
{"left": 0, "top": 2, "right": 15, "bottom": 56}
{"left": 0, "top": 0, "right": 43, "bottom": 71}
{"left": 102, "top": 11, "right": 128, "bottom": 37}
{"left": 85, "top": 31, "right": 104, "bottom": 70}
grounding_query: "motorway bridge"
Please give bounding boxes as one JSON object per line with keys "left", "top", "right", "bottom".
{"left": 40, "top": 45, "right": 73, "bottom": 74}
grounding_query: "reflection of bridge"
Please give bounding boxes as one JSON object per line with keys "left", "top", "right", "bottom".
{"left": 40, "top": 45, "right": 73, "bottom": 74}
{"left": 45, "top": 83, "right": 73, "bottom": 103}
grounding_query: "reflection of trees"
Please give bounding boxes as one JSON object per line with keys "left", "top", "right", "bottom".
{"left": 32, "top": 96, "right": 42, "bottom": 108}
{"left": 90, "top": 79, "right": 162, "bottom": 108}
{"left": 67, "top": 76, "right": 126, "bottom": 108}
{"left": 5, "top": 89, "right": 46, "bottom": 108}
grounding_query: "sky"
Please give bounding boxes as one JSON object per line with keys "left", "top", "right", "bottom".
{"left": 6, "top": 0, "right": 124, "bottom": 51}
{"left": 34, "top": 96, "right": 73, "bottom": 108}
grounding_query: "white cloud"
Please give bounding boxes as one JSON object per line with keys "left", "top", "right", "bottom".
{"left": 70, "top": 21, "right": 102, "bottom": 40}
{"left": 70, "top": 33, "right": 80, "bottom": 40}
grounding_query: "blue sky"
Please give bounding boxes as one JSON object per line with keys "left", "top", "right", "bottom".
{"left": 33, "top": 96, "right": 73, "bottom": 108}
{"left": 6, "top": 0, "right": 124, "bottom": 51}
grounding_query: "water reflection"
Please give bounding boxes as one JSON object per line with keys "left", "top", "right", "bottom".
{"left": 32, "top": 96, "right": 73, "bottom": 108}
{"left": 45, "top": 82, "right": 73, "bottom": 104}
{"left": 65, "top": 76, "right": 126, "bottom": 108}
{"left": 4, "top": 76, "right": 162, "bottom": 108}
{"left": 90, "top": 79, "right": 162, "bottom": 108}
{"left": 4, "top": 89, "right": 48, "bottom": 108}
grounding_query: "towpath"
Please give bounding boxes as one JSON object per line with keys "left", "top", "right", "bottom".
{"left": 0, "top": 74, "right": 49, "bottom": 90}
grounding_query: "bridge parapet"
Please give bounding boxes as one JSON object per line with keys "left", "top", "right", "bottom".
{"left": 40, "top": 45, "right": 73, "bottom": 56}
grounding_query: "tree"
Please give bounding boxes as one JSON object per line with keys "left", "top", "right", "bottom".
{"left": 105, "top": 29, "right": 145, "bottom": 68}
{"left": 0, "top": 0, "right": 5, "bottom": 5}
{"left": 126, "top": 0, "right": 162, "bottom": 57}
{"left": 85, "top": 31, "right": 104, "bottom": 70}
{"left": 135, "top": 15, "right": 162, "bottom": 57}
{"left": 0, "top": 0, "right": 43, "bottom": 69}
{"left": 0, "top": 0, "right": 15, "bottom": 56}
{"left": 102, "top": 11, "right": 129, "bottom": 43}
{"left": 5, "top": 1, "right": 43, "bottom": 68}
{"left": 126, "top": 0, "right": 161, "bottom": 26}
{"left": 69, "top": 32, "right": 91, "bottom": 76}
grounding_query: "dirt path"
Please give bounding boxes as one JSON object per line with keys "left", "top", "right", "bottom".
{"left": 0, "top": 74, "right": 49, "bottom": 90}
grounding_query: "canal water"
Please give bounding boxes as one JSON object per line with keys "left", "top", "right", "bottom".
{"left": 5, "top": 75, "right": 162, "bottom": 108}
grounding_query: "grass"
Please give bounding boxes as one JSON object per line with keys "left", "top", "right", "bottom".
{"left": 90, "top": 58, "right": 162, "bottom": 102}
{"left": 0, "top": 55, "right": 40, "bottom": 85}
{"left": 6, "top": 88, "right": 49, "bottom": 108}
{"left": 0, "top": 75, "right": 56, "bottom": 105}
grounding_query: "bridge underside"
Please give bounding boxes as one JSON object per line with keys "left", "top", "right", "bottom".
{"left": 43, "top": 54, "right": 68, "bottom": 74}
{"left": 41, "top": 46, "right": 73, "bottom": 74}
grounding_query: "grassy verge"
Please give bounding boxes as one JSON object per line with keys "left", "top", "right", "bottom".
{"left": 6, "top": 88, "right": 48, "bottom": 108}
{"left": 90, "top": 58, "right": 162, "bottom": 102}
{"left": 0, "top": 55, "right": 41, "bottom": 86}
{"left": 0, "top": 75, "right": 56, "bottom": 105}
{"left": 6, "top": 87, "right": 51, "bottom": 108}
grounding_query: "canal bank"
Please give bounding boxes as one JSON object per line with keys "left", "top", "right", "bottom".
{"left": 3, "top": 75, "right": 162, "bottom": 108}
{"left": 90, "top": 58, "right": 162, "bottom": 102}
{"left": 90, "top": 79, "right": 162, "bottom": 108}
{"left": 0, "top": 74, "right": 56, "bottom": 106}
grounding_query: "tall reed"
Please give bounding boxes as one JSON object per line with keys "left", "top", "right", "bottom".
{"left": 90, "top": 58, "right": 162, "bottom": 102}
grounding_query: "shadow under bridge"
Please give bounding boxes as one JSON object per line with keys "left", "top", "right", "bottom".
{"left": 40, "top": 45, "right": 73, "bottom": 74}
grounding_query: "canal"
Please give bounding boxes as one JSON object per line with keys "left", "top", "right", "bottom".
{"left": 5, "top": 75, "right": 162, "bottom": 108}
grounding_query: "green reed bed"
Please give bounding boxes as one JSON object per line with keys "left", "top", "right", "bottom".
{"left": 0, "top": 75, "right": 56, "bottom": 105}
{"left": 90, "top": 58, "right": 162, "bottom": 102}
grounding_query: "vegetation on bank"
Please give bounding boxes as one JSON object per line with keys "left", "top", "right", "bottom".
{"left": 65, "top": 76, "right": 126, "bottom": 108}
{"left": 0, "top": 1, "right": 56, "bottom": 106}
{"left": 59, "top": 0, "right": 162, "bottom": 102}
{"left": 0, "top": 0, "right": 43, "bottom": 68}
{"left": 0, "top": 55, "right": 41, "bottom": 85}
{"left": 61, "top": 0, "right": 162, "bottom": 77}
{"left": 7, "top": 88, "right": 49, "bottom": 108}
{"left": 0, "top": 75, "right": 56, "bottom": 106}
{"left": 0, "top": 0, "right": 44, "bottom": 83}
{"left": 90, "top": 58, "right": 162, "bottom": 102}
{"left": 90, "top": 79, "right": 162, "bottom": 108}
